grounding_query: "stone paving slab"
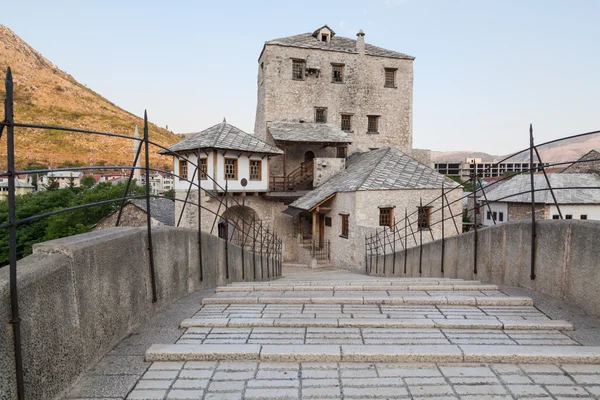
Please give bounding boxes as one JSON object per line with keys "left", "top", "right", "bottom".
{"left": 125, "top": 360, "right": 600, "bottom": 399}
{"left": 174, "top": 326, "right": 579, "bottom": 346}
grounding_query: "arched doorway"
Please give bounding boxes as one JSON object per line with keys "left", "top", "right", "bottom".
{"left": 220, "top": 205, "right": 260, "bottom": 247}
{"left": 304, "top": 151, "right": 315, "bottom": 163}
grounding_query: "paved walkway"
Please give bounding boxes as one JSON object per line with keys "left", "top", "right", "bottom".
{"left": 64, "top": 267, "right": 600, "bottom": 400}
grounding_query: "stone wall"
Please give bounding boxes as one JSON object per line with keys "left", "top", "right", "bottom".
{"left": 368, "top": 220, "right": 600, "bottom": 317}
{"left": 322, "top": 188, "right": 463, "bottom": 273}
{"left": 255, "top": 42, "right": 414, "bottom": 156}
{"left": 313, "top": 157, "right": 345, "bottom": 187}
{"left": 174, "top": 190, "right": 297, "bottom": 261}
{"left": 0, "top": 227, "right": 280, "bottom": 399}
{"left": 508, "top": 203, "right": 547, "bottom": 221}
{"left": 93, "top": 203, "right": 163, "bottom": 230}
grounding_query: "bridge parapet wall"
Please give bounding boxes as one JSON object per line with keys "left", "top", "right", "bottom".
{"left": 0, "top": 227, "right": 278, "bottom": 399}
{"left": 370, "top": 220, "right": 600, "bottom": 317}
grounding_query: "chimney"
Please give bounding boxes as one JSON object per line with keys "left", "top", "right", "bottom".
{"left": 356, "top": 29, "right": 365, "bottom": 55}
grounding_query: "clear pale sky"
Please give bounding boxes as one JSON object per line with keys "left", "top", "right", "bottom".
{"left": 2, "top": 0, "right": 598, "bottom": 154}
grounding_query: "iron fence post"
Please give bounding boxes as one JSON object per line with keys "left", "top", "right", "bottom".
{"left": 144, "top": 111, "right": 157, "bottom": 302}
{"left": 198, "top": 149, "right": 203, "bottom": 282}
{"left": 241, "top": 191, "right": 245, "bottom": 280}
{"left": 472, "top": 173, "right": 478, "bottom": 275}
{"left": 382, "top": 228, "right": 387, "bottom": 275}
{"left": 419, "top": 198, "right": 423, "bottom": 275}
{"left": 260, "top": 222, "right": 264, "bottom": 279}
{"left": 266, "top": 228, "right": 270, "bottom": 278}
{"left": 252, "top": 218, "right": 257, "bottom": 280}
{"left": 441, "top": 183, "right": 445, "bottom": 275}
{"left": 224, "top": 180, "right": 229, "bottom": 280}
{"left": 392, "top": 217, "right": 396, "bottom": 275}
{"left": 529, "top": 124, "right": 537, "bottom": 280}
{"left": 5, "top": 67, "right": 25, "bottom": 400}
{"left": 364, "top": 236, "right": 368, "bottom": 274}
{"left": 404, "top": 209, "right": 408, "bottom": 274}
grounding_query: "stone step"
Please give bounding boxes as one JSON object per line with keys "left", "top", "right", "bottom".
{"left": 201, "top": 296, "right": 534, "bottom": 306}
{"left": 146, "top": 343, "right": 600, "bottom": 363}
{"left": 230, "top": 279, "right": 482, "bottom": 286}
{"left": 216, "top": 284, "right": 499, "bottom": 292}
{"left": 180, "top": 317, "right": 574, "bottom": 330}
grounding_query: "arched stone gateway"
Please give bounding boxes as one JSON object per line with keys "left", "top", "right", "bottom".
{"left": 220, "top": 205, "right": 260, "bottom": 247}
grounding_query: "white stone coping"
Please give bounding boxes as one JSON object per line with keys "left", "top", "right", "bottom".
{"left": 145, "top": 344, "right": 600, "bottom": 363}
{"left": 179, "top": 318, "right": 573, "bottom": 331}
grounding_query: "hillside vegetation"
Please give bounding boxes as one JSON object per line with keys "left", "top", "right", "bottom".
{"left": 0, "top": 25, "right": 179, "bottom": 170}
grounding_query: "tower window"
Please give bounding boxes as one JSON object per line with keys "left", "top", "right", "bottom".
{"left": 379, "top": 207, "right": 394, "bottom": 227}
{"left": 292, "top": 60, "right": 305, "bottom": 80}
{"left": 315, "top": 107, "right": 327, "bottom": 123}
{"left": 385, "top": 68, "right": 397, "bottom": 88}
{"left": 332, "top": 64, "right": 344, "bottom": 83}
{"left": 321, "top": 34, "right": 329, "bottom": 42}
{"left": 341, "top": 114, "right": 352, "bottom": 132}
{"left": 367, "top": 116, "right": 379, "bottom": 134}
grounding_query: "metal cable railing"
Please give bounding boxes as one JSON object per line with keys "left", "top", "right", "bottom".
{"left": 0, "top": 67, "right": 282, "bottom": 400}
{"left": 365, "top": 125, "right": 600, "bottom": 278}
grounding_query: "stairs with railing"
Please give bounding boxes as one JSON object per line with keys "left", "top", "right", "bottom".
{"left": 270, "top": 161, "right": 314, "bottom": 191}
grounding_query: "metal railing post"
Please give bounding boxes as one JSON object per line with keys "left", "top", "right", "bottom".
{"left": 252, "top": 218, "right": 257, "bottom": 280}
{"left": 197, "top": 149, "right": 203, "bottom": 282}
{"left": 260, "top": 222, "right": 264, "bottom": 279}
{"left": 529, "top": 124, "right": 537, "bottom": 280}
{"left": 392, "top": 218, "right": 396, "bottom": 275}
{"left": 224, "top": 180, "right": 229, "bottom": 280}
{"left": 441, "top": 183, "right": 445, "bottom": 275}
{"left": 5, "top": 67, "right": 25, "bottom": 400}
{"left": 404, "top": 209, "right": 408, "bottom": 274}
{"left": 419, "top": 198, "right": 423, "bottom": 275}
{"left": 241, "top": 192, "right": 245, "bottom": 280}
{"left": 472, "top": 173, "right": 478, "bottom": 275}
{"left": 144, "top": 111, "right": 157, "bottom": 302}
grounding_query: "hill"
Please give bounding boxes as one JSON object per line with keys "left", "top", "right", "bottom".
{"left": 431, "top": 133, "right": 600, "bottom": 165}
{"left": 0, "top": 25, "right": 180, "bottom": 171}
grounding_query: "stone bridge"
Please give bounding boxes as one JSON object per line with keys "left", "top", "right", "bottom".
{"left": 1, "top": 222, "right": 600, "bottom": 399}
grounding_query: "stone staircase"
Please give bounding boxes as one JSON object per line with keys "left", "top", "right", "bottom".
{"left": 146, "top": 277, "right": 600, "bottom": 365}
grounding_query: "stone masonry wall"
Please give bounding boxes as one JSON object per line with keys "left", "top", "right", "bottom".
{"left": 175, "top": 190, "right": 297, "bottom": 261}
{"left": 255, "top": 43, "right": 414, "bottom": 157}
{"left": 508, "top": 203, "right": 547, "bottom": 221}
{"left": 93, "top": 204, "right": 163, "bottom": 230}
{"left": 313, "top": 157, "right": 345, "bottom": 187}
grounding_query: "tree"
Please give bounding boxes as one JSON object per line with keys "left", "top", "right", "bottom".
{"left": 81, "top": 175, "right": 96, "bottom": 188}
{"left": 164, "top": 189, "right": 175, "bottom": 199}
{"left": 0, "top": 181, "right": 145, "bottom": 267}
{"left": 44, "top": 176, "right": 60, "bottom": 191}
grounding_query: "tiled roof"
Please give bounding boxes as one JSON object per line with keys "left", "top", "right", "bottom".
{"left": 267, "top": 121, "right": 352, "bottom": 144}
{"left": 131, "top": 198, "right": 175, "bottom": 226}
{"left": 290, "top": 147, "right": 458, "bottom": 211}
{"left": 481, "top": 173, "right": 600, "bottom": 204}
{"left": 160, "top": 120, "right": 283, "bottom": 155}
{"left": 264, "top": 33, "right": 414, "bottom": 60}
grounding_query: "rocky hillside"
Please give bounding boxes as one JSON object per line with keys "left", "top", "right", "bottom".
{"left": 0, "top": 25, "right": 180, "bottom": 170}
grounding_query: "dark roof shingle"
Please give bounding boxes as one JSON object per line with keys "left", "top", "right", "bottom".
{"left": 264, "top": 32, "right": 414, "bottom": 60}
{"left": 267, "top": 121, "right": 352, "bottom": 144}
{"left": 290, "top": 147, "right": 458, "bottom": 211}
{"left": 160, "top": 121, "right": 283, "bottom": 155}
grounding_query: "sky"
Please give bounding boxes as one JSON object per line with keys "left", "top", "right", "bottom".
{"left": 2, "top": 0, "right": 599, "bottom": 155}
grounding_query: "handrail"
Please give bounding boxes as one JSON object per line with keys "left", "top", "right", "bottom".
{"left": 270, "top": 160, "right": 314, "bottom": 191}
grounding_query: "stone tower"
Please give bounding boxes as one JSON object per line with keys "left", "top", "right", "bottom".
{"left": 254, "top": 25, "right": 415, "bottom": 155}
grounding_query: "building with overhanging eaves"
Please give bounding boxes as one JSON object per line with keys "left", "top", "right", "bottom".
{"left": 163, "top": 25, "right": 457, "bottom": 268}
